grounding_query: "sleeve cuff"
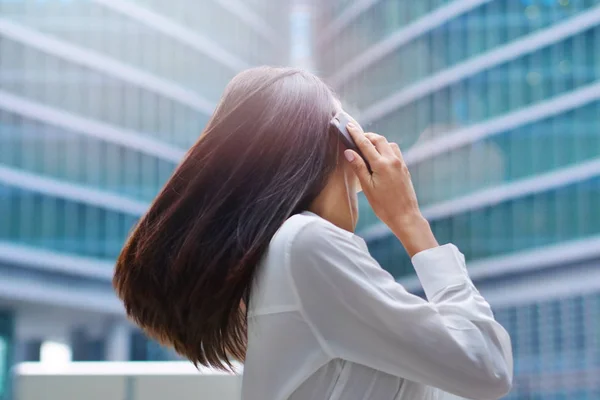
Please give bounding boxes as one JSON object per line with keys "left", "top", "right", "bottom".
{"left": 411, "top": 243, "right": 469, "bottom": 301}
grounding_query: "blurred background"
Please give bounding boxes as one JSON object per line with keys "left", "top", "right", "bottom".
{"left": 0, "top": 0, "right": 599, "bottom": 399}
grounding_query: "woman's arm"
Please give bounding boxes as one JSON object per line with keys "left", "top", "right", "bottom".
{"left": 288, "top": 219, "right": 513, "bottom": 400}
{"left": 318, "top": 125, "right": 513, "bottom": 398}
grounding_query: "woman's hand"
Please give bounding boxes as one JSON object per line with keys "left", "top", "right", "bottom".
{"left": 344, "top": 123, "right": 438, "bottom": 257}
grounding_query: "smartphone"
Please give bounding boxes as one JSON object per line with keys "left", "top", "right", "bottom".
{"left": 330, "top": 111, "right": 371, "bottom": 172}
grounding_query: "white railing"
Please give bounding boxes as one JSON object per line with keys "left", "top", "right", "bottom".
{"left": 14, "top": 362, "right": 243, "bottom": 400}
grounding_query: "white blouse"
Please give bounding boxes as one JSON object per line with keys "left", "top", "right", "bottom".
{"left": 242, "top": 212, "right": 513, "bottom": 400}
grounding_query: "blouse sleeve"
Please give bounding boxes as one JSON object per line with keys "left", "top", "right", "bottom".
{"left": 287, "top": 219, "right": 513, "bottom": 400}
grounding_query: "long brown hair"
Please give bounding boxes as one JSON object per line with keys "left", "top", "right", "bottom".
{"left": 113, "top": 67, "right": 339, "bottom": 369}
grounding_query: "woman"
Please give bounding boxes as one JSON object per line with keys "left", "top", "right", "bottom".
{"left": 114, "top": 66, "right": 513, "bottom": 400}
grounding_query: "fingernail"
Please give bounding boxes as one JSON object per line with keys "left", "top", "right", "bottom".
{"left": 344, "top": 150, "right": 355, "bottom": 162}
{"left": 347, "top": 122, "right": 355, "bottom": 129}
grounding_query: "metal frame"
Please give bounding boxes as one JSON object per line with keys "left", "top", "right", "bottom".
{"left": 213, "top": 0, "right": 281, "bottom": 47}
{"left": 401, "top": 82, "right": 600, "bottom": 166}
{"left": 398, "top": 236, "right": 600, "bottom": 304}
{"left": 361, "top": 81, "right": 600, "bottom": 240}
{"left": 0, "top": 271, "right": 123, "bottom": 314}
{"left": 317, "top": 0, "right": 383, "bottom": 47}
{"left": 0, "top": 165, "right": 148, "bottom": 216}
{"left": 360, "top": 6, "right": 600, "bottom": 124}
{"left": 326, "top": 0, "right": 491, "bottom": 86}
{"left": 0, "top": 19, "right": 215, "bottom": 115}
{"left": 0, "top": 91, "right": 185, "bottom": 163}
{"left": 92, "top": 0, "right": 252, "bottom": 70}
{"left": 0, "top": 241, "right": 114, "bottom": 281}
{"left": 362, "top": 156, "right": 600, "bottom": 241}
{"left": 479, "top": 257, "right": 600, "bottom": 308}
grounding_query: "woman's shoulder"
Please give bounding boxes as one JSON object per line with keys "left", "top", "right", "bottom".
{"left": 276, "top": 211, "right": 355, "bottom": 249}
{"left": 273, "top": 212, "right": 370, "bottom": 269}
{"left": 254, "top": 213, "right": 356, "bottom": 308}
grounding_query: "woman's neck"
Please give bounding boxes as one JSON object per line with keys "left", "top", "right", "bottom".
{"left": 309, "top": 189, "right": 354, "bottom": 233}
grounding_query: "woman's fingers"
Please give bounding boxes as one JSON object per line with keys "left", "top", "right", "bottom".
{"left": 346, "top": 123, "right": 380, "bottom": 165}
{"left": 365, "top": 132, "right": 396, "bottom": 158}
{"left": 390, "top": 142, "right": 403, "bottom": 160}
{"left": 344, "top": 149, "right": 370, "bottom": 184}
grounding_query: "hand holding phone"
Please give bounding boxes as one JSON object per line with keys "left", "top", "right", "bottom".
{"left": 330, "top": 111, "right": 371, "bottom": 173}
{"left": 343, "top": 123, "right": 438, "bottom": 256}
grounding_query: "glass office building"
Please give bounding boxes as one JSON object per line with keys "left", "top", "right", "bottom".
{"left": 316, "top": 1, "right": 600, "bottom": 398}
{"left": 0, "top": 0, "right": 289, "bottom": 397}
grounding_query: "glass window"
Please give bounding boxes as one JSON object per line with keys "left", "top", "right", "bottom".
{"left": 30, "top": 193, "right": 44, "bottom": 247}
{"left": 84, "top": 137, "right": 102, "bottom": 190}
{"left": 18, "top": 117, "right": 35, "bottom": 172}
{"left": 451, "top": 213, "right": 471, "bottom": 259}
{"left": 450, "top": 79, "right": 467, "bottom": 126}
{"left": 141, "top": 154, "right": 159, "bottom": 200}
{"left": 470, "top": 208, "right": 491, "bottom": 259}
{"left": 158, "top": 160, "right": 175, "bottom": 188}
{"left": 466, "top": 73, "right": 487, "bottom": 122}
{"left": 124, "top": 85, "right": 141, "bottom": 133}
{"left": 83, "top": 206, "right": 101, "bottom": 257}
{"left": 531, "top": 118, "right": 554, "bottom": 175}
{"left": 0, "top": 185, "right": 12, "bottom": 240}
{"left": 446, "top": 16, "right": 466, "bottom": 67}
{"left": 594, "top": 26, "right": 600, "bottom": 80}
{"left": 104, "top": 210, "right": 122, "bottom": 259}
{"left": 40, "top": 196, "right": 57, "bottom": 250}
{"left": 528, "top": 52, "right": 545, "bottom": 105}
{"left": 588, "top": 177, "right": 600, "bottom": 235}
{"left": 529, "top": 304, "right": 540, "bottom": 357}
{"left": 17, "top": 189, "right": 34, "bottom": 245}
{"left": 384, "top": 0, "right": 403, "bottom": 33}
{"left": 487, "top": 66, "right": 508, "bottom": 117}
{"left": 123, "top": 150, "right": 141, "bottom": 199}
{"left": 429, "top": 26, "right": 446, "bottom": 73}
{"left": 554, "top": 111, "right": 577, "bottom": 168}
{"left": 493, "top": 201, "right": 513, "bottom": 258}
{"left": 485, "top": 1, "right": 504, "bottom": 49}
{"left": 0, "top": 112, "right": 20, "bottom": 168}
{"left": 574, "top": 102, "right": 600, "bottom": 162}
{"left": 513, "top": 196, "right": 535, "bottom": 251}
{"left": 105, "top": 143, "right": 124, "bottom": 194}
{"left": 40, "top": 124, "right": 59, "bottom": 180}
{"left": 431, "top": 218, "right": 450, "bottom": 247}
{"left": 510, "top": 126, "right": 533, "bottom": 179}
{"left": 532, "top": 192, "right": 556, "bottom": 247}
{"left": 158, "top": 97, "right": 173, "bottom": 144}
{"left": 466, "top": 7, "right": 485, "bottom": 57}
{"left": 140, "top": 93, "right": 159, "bottom": 137}
{"left": 0, "top": 311, "right": 14, "bottom": 400}
{"left": 54, "top": 198, "right": 67, "bottom": 253}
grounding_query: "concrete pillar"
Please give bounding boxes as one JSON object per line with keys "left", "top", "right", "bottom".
{"left": 104, "top": 320, "right": 131, "bottom": 361}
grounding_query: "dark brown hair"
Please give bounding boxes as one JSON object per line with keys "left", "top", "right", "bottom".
{"left": 113, "top": 66, "right": 339, "bottom": 369}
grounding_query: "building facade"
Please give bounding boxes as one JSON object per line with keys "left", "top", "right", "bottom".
{"left": 315, "top": 1, "right": 600, "bottom": 398}
{"left": 0, "top": 0, "right": 289, "bottom": 397}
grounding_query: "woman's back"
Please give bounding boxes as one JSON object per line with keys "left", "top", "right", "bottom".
{"left": 243, "top": 212, "right": 511, "bottom": 400}
{"left": 244, "top": 212, "right": 414, "bottom": 399}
